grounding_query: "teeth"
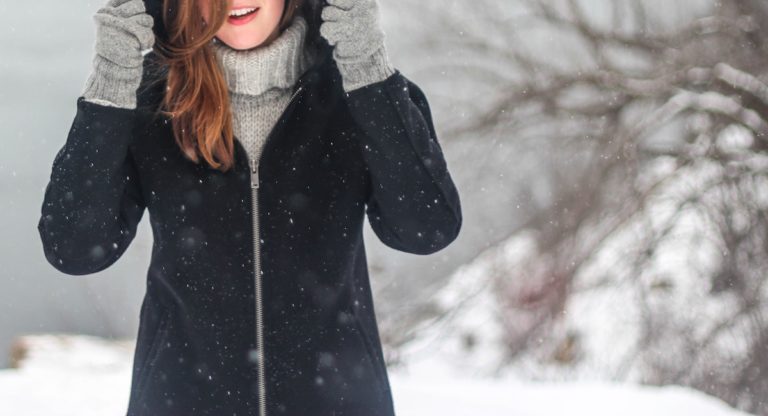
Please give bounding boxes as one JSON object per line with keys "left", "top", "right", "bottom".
{"left": 230, "top": 7, "right": 257, "bottom": 17}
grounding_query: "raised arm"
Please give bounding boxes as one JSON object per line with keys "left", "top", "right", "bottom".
{"left": 320, "top": 0, "right": 462, "bottom": 254}
{"left": 37, "top": 100, "right": 146, "bottom": 275}
{"left": 36, "top": 0, "right": 153, "bottom": 275}
{"left": 346, "top": 71, "right": 463, "bottom": 255}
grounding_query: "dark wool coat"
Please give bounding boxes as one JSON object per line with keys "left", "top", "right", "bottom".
{"left": 36, "top": 1, "right": 462, "bottom": 415}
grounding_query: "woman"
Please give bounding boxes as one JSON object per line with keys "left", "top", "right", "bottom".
{"left": 37, "top": 0, "right": 462, "bottom": 414}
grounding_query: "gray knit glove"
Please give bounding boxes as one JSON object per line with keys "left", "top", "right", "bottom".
{"left": 319, "top": 0, "right": 396, "bottom": 93}
{"left": 81, "top": 0, "right": 155, "bottom": 109}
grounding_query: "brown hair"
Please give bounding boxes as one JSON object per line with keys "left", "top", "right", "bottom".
{"left": 154, "top": 0, "right": 306, "bottom": 172}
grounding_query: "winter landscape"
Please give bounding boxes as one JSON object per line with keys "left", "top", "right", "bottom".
{"left": 3, "top": 0, "right": 768, "bottom": 415}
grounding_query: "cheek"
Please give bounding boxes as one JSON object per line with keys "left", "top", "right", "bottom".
{"left": 266, "top": 0, "right": 283, "bottom": 9}
{"left": 198, "top": 0, "right": 211, "bottom": 24}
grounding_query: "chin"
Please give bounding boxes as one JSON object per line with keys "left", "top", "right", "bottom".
{"left": 228, "top": 40, "right": 264, "bottom": 50}
{"left": 219, "top": 36, "right": 266, "bottom": 50}
{"left": 217, "top": 24, "right": 271, "bottom": 50}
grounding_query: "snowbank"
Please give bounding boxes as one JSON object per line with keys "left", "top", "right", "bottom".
{"left": 0, "top": 334, "right": 753, "bottom": 416}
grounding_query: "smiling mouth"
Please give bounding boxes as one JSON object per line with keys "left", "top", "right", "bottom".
{"left": 229, "top": 7, "right": 260, "bottom": 21}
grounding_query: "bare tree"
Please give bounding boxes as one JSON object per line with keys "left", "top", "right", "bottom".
{"left": 395, "top": 0, "right": 768, "bottom": 414}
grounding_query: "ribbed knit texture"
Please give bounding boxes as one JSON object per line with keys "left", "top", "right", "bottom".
{"left": 317, "top": 0, "right": 397, "bottom": 92}
{"left": 82, "top": 55, "right": 145, "bottom": 108}
{"left": 81, "top": 0, "right": 155, "bottom": 109}
{"left": 334, "top": 42, "right": 396, "bottom": 92}
{"left": 212, "top": 15, "right": 314, "bottom": 163}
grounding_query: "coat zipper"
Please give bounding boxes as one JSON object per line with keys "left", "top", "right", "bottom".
{"left": 247, "top": 83, "right": 305, "bottom": 416}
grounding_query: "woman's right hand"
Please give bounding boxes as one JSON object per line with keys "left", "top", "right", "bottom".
{"left": 82, "top": 0, "right": 155, "bottom": 109}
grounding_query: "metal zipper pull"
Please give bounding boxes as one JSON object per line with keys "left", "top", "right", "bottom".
{"left": 250, "top": 158, "right": 259, "bottom": 189}
{"left": 288, "top": 84, "right": 303, "bottom": 103}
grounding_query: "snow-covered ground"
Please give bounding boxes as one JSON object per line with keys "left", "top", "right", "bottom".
{"left": 0, "top": 334, "right": 753, "bottom": 416}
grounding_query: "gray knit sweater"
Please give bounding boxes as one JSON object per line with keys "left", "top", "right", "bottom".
{"left": 211, "top": 16, "right": 315, "bottom": 163}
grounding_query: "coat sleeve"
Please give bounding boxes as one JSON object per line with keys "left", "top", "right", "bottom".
{"left": 344, "top": 69, "right": 463, "bottom": 255}
{"left": 37, "top": 97, "right": 146, "bottom": 276}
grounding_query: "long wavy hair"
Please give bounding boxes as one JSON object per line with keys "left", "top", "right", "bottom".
{"left": 153, "top": 0, "right": 314, "bottom": 172}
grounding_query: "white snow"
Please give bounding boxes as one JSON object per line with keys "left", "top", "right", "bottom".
{"left": 390, "top": 374, "right": 753, "bottom": 416}
{"left": 0, "top": 334, "right": 754, "bottom": 416}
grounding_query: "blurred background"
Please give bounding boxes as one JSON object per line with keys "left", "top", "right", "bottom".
{"left": 2, "top": 0, "right": 768, "bottom": 415}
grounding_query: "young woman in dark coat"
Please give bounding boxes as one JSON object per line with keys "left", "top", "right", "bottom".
{"left": 36, "top": 0, "right": 462, "bottom": 414}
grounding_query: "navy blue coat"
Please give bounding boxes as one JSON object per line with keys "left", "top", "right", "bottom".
{"left": 36, "top": 1, "right": 462, "bottom": 415}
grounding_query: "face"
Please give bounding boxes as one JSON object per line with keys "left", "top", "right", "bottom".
{"left": 199, "top": 0, "right": 286, "bottom": 50}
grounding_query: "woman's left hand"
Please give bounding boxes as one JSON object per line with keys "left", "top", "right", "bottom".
{"left": 319, "top": 0, "right": 396, "bottom": 92}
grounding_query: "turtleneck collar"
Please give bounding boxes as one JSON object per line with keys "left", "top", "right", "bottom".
{"left": 212, "top": 15, "right": 312, "bottom": 97}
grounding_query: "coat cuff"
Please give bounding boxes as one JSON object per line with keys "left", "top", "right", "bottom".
{"left": 335, "top": 43, "right": 396, "bottom": 93}
{"left": 81, "top": 55, "right": 143, "bottom": 109}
